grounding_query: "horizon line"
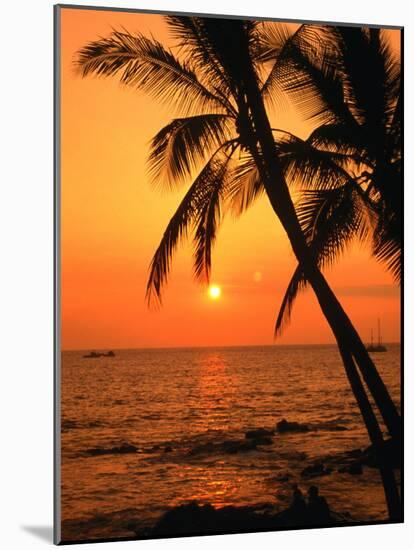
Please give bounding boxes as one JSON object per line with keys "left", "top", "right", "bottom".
{"left": 61, "top": 341, "right": 401, "bottom": 352}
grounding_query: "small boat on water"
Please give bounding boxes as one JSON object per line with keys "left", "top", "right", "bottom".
{"left": 83, "top": 351, "right": 101, "bottom": 358}
{"left": 83, "top": 350, "right": 116, "bottom": 359}
{"left": 366, "top": 319, "right": 387, "bottom": 353}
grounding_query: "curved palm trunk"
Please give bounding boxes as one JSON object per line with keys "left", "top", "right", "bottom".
{"left": 235, "top": 37, "right": 400, "bottom": 518}
{"left": 337, "top": 345, "right": 401, "bottom": 521}
{"left": 239, "top": 55, "right": 400, "bottom": 441}
{"left": 268, "top": 182, "right": 401, "bottom": 441}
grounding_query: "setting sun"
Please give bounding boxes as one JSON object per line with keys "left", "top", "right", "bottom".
{"left": 208, "top": 285, "right": 222, "bottom": 300}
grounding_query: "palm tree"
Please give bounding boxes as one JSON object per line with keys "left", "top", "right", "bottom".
{"left": 75, "top": 16, "right": 401, "bottom": 519}
{"left": 270, "top": 26, "right": 401, "bottom": 333}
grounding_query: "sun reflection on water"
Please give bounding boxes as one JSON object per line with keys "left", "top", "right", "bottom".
{"left": 195, "top": 354, "right": 238, "bottom": 430}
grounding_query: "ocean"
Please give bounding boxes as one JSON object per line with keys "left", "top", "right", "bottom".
{"left": 60, "top": 344, "right": 401, "bottom": 540}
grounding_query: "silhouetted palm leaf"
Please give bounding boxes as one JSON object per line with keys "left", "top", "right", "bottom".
{"left": 148, "top": 114, "right": 232, "bottom": 188}
{"left": 331, "top": 28, "right": 400, "bottom": 137}
{"left": 165, "top": 16, "right": 238, "bottom": 112}
{"left": 256, "top": 22, "right": 295, "bottom": 64}
{"left": 275, "top": 184, "right": 372, "bottom": 334}
{"left": 256, "top": 23, "right": 299, "bottom": 108}
{"left": 276, "top": 132, "right": 351, "bottom": 191}
{"left": 386, "top": 91, "right": 401, "bottom": 162}
{"left": 277, "top": 25, "right": 401, "bottom": 288}
{"left": 307, "top": 123, "right": 366, "bottom": 161}
{"left": 193, "top": 154, "right": 234, "bottom": 281}
{"left": 278, "top": 26, "right": 355, "bottom": 125}
{"left": 76, "top": 30, "right": 225, "bottom": 115}
{"left": 373, "top": 226, "right": 401, "bottom": 282}
{"left": 373, "top": 198, "right": 401, "bottom": 282}
{"left": 146, "top": 148, "right": 234, "bottom": 304}
{"left": 274, "top": 265, "right": 306, "bottom": 337}
{"left": 299, "top": 186, "right": 371, "bottom": 262}
{"left": 225, "top": 155, "right": 264, "bottom": 215}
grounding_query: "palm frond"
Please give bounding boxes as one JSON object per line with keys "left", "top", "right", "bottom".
{"left": 307, "top": 123, "right": 366, "bottom": 160}
{"left": 193, "top": 17, "right": 255, "bottom": 95}
{"left": 148, "top": 114, "right": 232, "bottom": 188}
{"left": 192, "top": 157, "right": 231, "bottom": 281}
{"left": 278, "top": 25, "right": 354, "bottom": 125}
{"left": 165, "top": 16, "right": 237, "bottom": 112}
{"left": 258, "top": 24, "right": 303, "bottom": 109}
{"left": 373, "top": 206, "right": 401, "bottom": 282}
{"left": 225, "top": 154, "right": 264, "bottom": 215}
{"left": 332, "top": 27, "right": 399, "bottom": 135}
{"left": 375, "top": 30, "right": 401, "bottom": 130}
{"left": 146, "top": 148, "right": 234, "bottom": 304}
{"left": 373, "top": 231, "right": 401, "bottom": 282}
{"left": 275, "top": 183, "right": 373, "bottom": 336}
{"left": 145, "top": 175, "right": 203, "bottom": 306}
{"left": 76, "top": 29, "right": 225, "bottom": 115}
{"left": 386, "top": 90, "right": 401, "bottom": 162}
{"left": 255, "top": 22, "right": 295, "bottom": 64}
{"left": 297, "top": 185, "right": 371, "bottom": 268}
{"left": 276, "top": 133, "right": 351, "bottom": 191}
{"left": 274, "top": 265, "right": 306, "bottom": 337}
{"left": 191, "top": 144, "right": 237, "bottom": 281}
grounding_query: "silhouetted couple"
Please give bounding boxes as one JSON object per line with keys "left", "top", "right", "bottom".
{"left": 286, "top": 485, "right": 331, "bottom": 526}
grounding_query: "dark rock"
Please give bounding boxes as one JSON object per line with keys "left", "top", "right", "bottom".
{"left": 188, "top": 442, "right": 215, "bottom": 456}
{"left": 150, "top": 501, "right": 279, "bottom": 537}
{"left": 85, "top": 443, "right": 138, "bottom": 457}
{"left": 276, "top": 419, "right": 309, "bottom": 433}
{"left": 148, "top": 500, "right": 343, "bottom": 538}
{"left": 253, "top": 436, "right": 273, "bottom": 446}
{"left": 188, "top": 439, "right": 257, "bottom": 457}
{"left": 276, "top": 473, "right": 290, "bottom": 482}
{"left": 301, "top": 462, "right": 332, "bottom": 478}
{"left": 116, "top": 443, "right": 138, "bottom": 454}
{"left": 222, "top": 439, "right": 257, "bottom": 454}
{"left": 62, "top": 419, "right": 78, "bottom": 432}
{"left": 286, "top": 450, "right": 308, "bottom": 461}
{"left": 347, "top": 448, "right": 363, "bottom": 458}
{"left": 164, "top": 445, "right": 173, "bottom": 453}
{"left": 329, "top": 425, "right": 348, "bottom": 432}
{"left": 338, "top": 463, "right": 363, "bottom": 475}
{"left": 245, "top": 428, "right": 274, "bottom": 439}
{"left": 87, "top": 449, "right": 105, "bottom": 456}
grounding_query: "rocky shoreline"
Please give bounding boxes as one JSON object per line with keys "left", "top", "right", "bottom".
{"left": 61, "top": 498, "right": 353, "bottom": 542}
{"left": 61, "top": 419, "right": 401, "bottom": 542}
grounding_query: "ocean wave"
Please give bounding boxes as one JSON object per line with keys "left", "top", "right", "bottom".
{"left": 82, "top": 443, "right": 139, "bottom": 457}
{"left": 61, "top": 418, "right": 106, "bottom": 433}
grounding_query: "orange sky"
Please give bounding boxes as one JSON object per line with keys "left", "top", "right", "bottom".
{"left": 59, "top": 7, "right": 401, "bottom": 350}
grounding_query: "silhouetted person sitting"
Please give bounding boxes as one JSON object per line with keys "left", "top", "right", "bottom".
{"left": 307, "top": 486, "right": 331, "bottom": 525}
{"left": 285, "top": 485, "right": 307, "bottom": 525}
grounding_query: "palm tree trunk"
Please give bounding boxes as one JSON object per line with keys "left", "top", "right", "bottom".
{"left": 238, "top": 54, "right": 400, "bottom": 442}
{"left": 292, "top": 249, "right": 402, "bottom": 442}
{"left": 246, "top": 119, "right": 400, "bottom": 439}
{"left": 337, "top": 345, "right": 401, "bottom": 520}
{"left": 252, "top": 155, "right": 402, "bottom": 520}
{"left": 236, "top": 40, "right": 401, "bottom": 519}
{"left": 262, "top": 150, "right": 401, "bottom": 443}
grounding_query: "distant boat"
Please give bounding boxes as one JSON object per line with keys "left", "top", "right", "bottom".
{"left": 366, "top": 319, "right": 387, "bottom": 352}
{"left": 83, "top": 351, "right": 101, "bottom": 358}
{"left": 82, "top": 350, "right": 116, "bottom": 359}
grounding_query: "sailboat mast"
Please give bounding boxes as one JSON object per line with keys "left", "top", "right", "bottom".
{"left": 378, "top": 318, "right": 381, "bottom": 346}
